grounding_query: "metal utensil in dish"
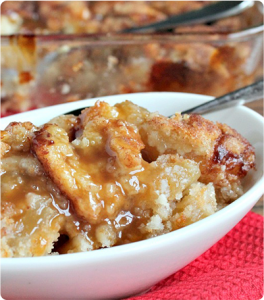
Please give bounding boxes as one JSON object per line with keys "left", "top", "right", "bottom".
{"left": 64, "top": 80, "right": 263, "bottom": 117}
{"left": 181, "top": 79, "right": 263, "bottom": 115}
{"left": 122, "top": 1, "right": 253, "bottom": 33}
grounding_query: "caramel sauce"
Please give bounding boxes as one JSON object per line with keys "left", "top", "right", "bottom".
{"left": 1, "top": 150, "right": 71, "bottom": 255}
{"left": 1, "top": 140, "right": 152, "bottom": 255}
{"left": 73, "top": 142, "right": 150, "bottom": 241}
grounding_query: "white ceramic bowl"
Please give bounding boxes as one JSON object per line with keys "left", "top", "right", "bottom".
{"left": 1, "top": 92, "right": 263, "bottom": 300}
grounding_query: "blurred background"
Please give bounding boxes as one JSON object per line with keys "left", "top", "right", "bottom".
{"left": 1, "top": 1, "right": 263, "bottom": 115}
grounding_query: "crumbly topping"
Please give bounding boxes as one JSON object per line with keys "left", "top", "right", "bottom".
{"left": 0, "top": 100, "right": 255, "bottom": 257}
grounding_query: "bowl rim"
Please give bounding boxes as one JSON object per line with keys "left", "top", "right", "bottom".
{"left": 1, "top": 92, "right": 263, "bottom": 265}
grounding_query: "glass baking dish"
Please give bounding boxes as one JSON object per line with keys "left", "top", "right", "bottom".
{"left": 1, "top": 4, "right": 263, "bottom": 115}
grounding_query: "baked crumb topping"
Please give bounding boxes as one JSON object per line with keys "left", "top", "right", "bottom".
{"left": 0, "top": 1, "right": 214, "bottom": 35}
{"left": 0, "top": 100, "right": 255, "bottom": 257}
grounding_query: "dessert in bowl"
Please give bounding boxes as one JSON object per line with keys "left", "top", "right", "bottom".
{"left": 1, "top": 92, "right": 263, "bottom": 299}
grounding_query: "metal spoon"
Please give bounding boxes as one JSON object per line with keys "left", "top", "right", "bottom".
{"left": 64, "top": 80, "right": 263, "bottom": 117}
{"left": 181, "top": 79, "right": 263, "bottom": 115}
{"left": 122, "top": 1, "right": 253, "bottom": 33}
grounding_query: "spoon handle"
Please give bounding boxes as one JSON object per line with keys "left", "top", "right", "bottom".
{"left": 181, "top": 80, "right": 263, "bottom": 115}
{"left": 122, "top": 1, "right": 249, "bottom": 33}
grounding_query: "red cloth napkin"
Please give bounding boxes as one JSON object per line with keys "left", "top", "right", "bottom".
{"left": 129, "top": 212, "right": 263, "bottom": 300}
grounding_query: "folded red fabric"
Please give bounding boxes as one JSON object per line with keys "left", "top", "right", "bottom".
{"left": 129, "top": 212, "right": 263, "bottom": 300}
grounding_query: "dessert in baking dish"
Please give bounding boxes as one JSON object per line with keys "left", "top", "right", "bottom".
{"left": 1, "top": 2, "right": 263, "bottom": 115}
{"left": 1, "top": 100, "right": 255, "bottom": 257}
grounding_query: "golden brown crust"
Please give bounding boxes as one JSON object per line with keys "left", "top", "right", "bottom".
{"left": 208, "top": 123, "right": 255, "bottom": 182}
{"left": 197, "top": 122, "right": 255, "bottom": 190}
{"left": 0, "top": 142, "right": 11, "bottom": 158}
{"left": 125, "top": 107, "right": 255, "bottom": 201}
{"left": 32, "top": 123, "right": 103, "bottom": 224}
{"left": 105, "top": 119, "right": 145, "bottom": 170}
{"left": 1, "top": 122, "right": 37, "bottom": 152}
{"left": 49, "top": 114, "right": 80, "bottom": 141}
{"left": 80, "top": 101, "right": 119, "bottom": 127}
{"left": 140, "top": 113, "right": 221, "bottom": 160}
